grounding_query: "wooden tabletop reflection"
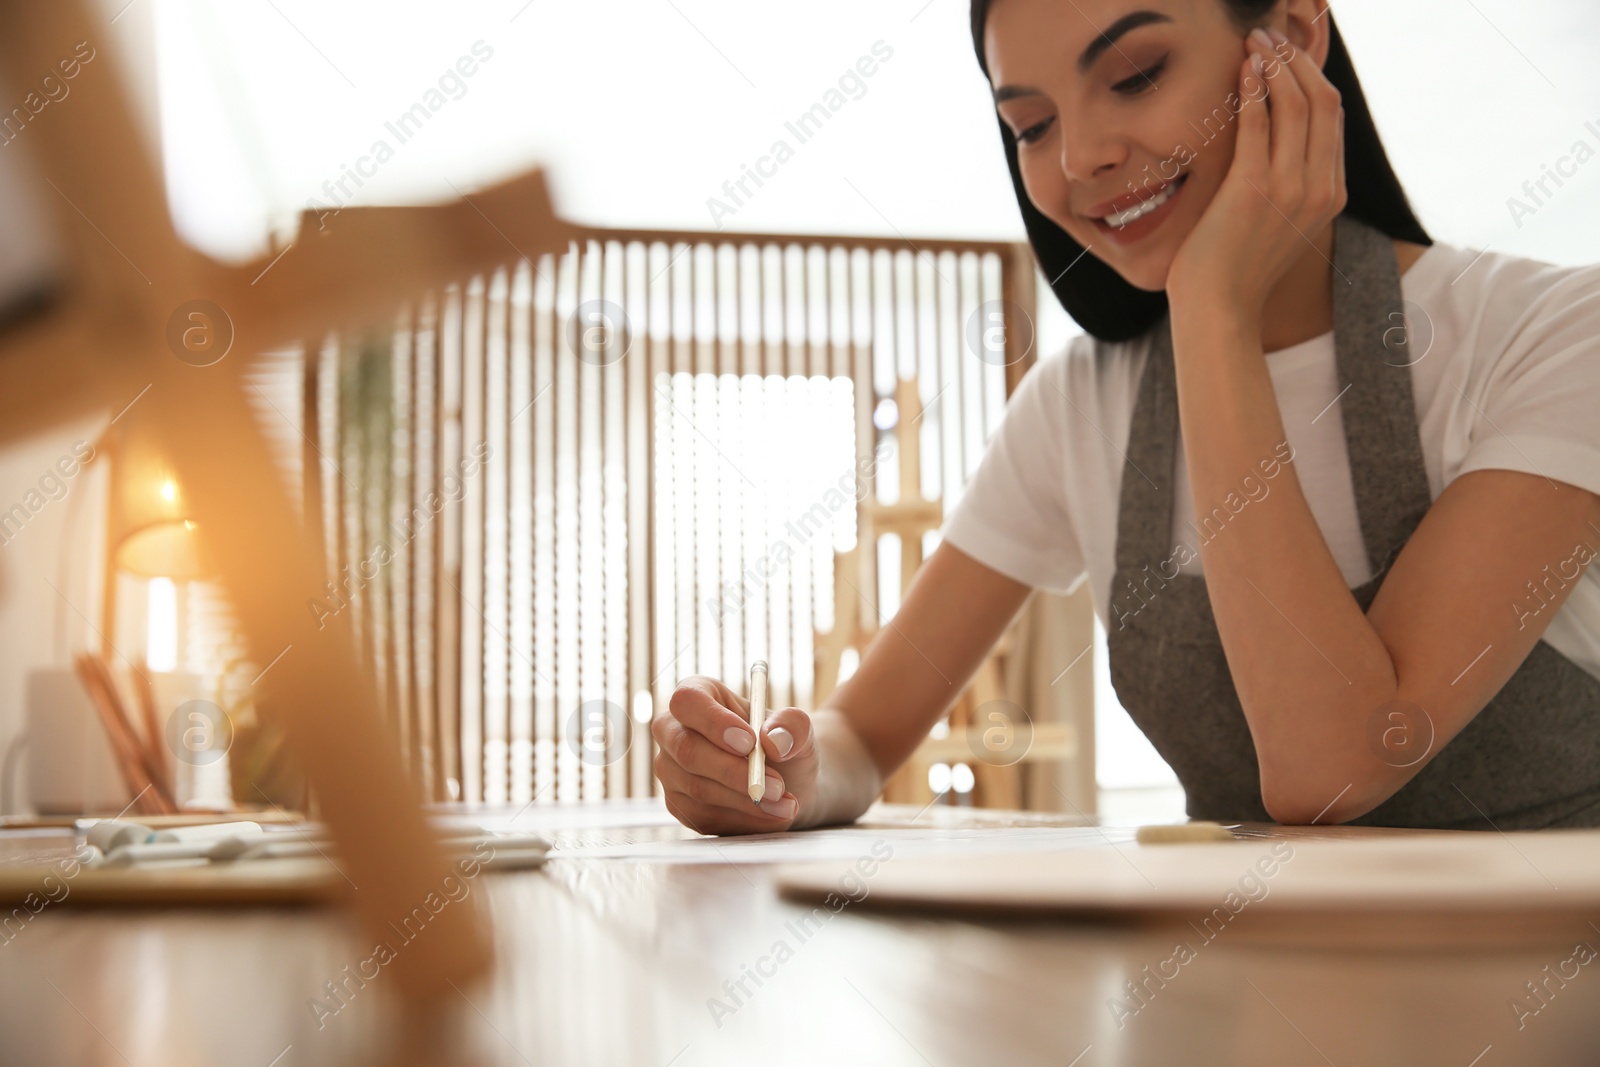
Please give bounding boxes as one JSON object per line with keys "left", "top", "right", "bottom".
{"left": 3, "top": 802, "right": 1597, "bottom": 1067}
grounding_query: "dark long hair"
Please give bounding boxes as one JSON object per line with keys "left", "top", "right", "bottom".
{"left": 970, "top": 1, "right": 1432, "bottom": 342}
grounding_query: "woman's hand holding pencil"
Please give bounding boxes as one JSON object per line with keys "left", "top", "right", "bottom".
{"left": 653, "top": 667, "right": 815, "bottom": 835}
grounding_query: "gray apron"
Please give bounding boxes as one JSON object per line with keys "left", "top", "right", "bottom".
{"left": 1105, "top": 214, "right": 1600, "bottom": 829}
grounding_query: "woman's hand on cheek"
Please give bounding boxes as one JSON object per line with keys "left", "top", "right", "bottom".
{"left": 1166, "top": 26, "right": 1347, "bottom": 327}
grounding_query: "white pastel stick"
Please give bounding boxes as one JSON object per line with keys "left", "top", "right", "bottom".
{"left": 102, "top": 841, "right": 219, "bottom": 867}
{"left": 151, "top": 821, "right": 267, "bottom": 844}
{"left": 479, "top": 846, "right": 551, "bottom": 871}
{"left": 746, "top": 661, "right": 769, "bottom": 804}
{"left": 445, "top": 833, "right": 551, "bottom": 853}
{"left": 86, "top": 821, "right": 154, "bottom": 854}
{"left": 211, "top": 837, "right": 324, "bottom": 862}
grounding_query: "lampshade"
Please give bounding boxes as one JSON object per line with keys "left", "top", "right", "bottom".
{"left": 105, "top": 416, "right": 209, "bottom": 581}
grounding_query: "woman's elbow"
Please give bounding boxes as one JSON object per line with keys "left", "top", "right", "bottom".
{"left": 1261, "top": 788, "right": 1339, "bottom": 826}
{"left": 1259, "top": 770, "right": 1393, "bottom": 826}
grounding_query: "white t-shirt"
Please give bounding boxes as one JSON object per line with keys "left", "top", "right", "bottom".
{"left": 941, "top": 240, "right": 1600, "bottom": 685}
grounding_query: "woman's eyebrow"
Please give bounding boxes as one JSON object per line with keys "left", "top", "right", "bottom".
{"left": 992, "top": 9, "right": 1173, "bottom": 102}
{"left": 1078, "top": 10, "right": 1172, "bottom": 73}
{"left": 993, "top": 84, "right": 1040, "bottom": 103}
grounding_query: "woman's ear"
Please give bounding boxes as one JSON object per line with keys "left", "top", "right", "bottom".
{"left": 1278, "top": 0, "right": 1332, "bottom": 68}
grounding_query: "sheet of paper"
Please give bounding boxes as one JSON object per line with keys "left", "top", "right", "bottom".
{"left": 546, "top": 825, "right": 1135, "bottom": 865}
{"left": 434, "top": 799, "right": 682, "bottom": 834}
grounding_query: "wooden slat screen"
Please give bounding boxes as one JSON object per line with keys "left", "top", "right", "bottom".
{"left": 305, "top": 228, "right": 1037, "bottom": 805}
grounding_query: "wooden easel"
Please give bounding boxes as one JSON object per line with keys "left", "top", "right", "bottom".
{"left": 0, "top": 0, "right": 574, "bottom": 1000}
{"left": 814, "top": 378, "right": 1076, "bottom": 809}
{"left": 813, "top": 376, "right": 938, "bottom": 703}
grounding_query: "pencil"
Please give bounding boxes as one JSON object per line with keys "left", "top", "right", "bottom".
{"left": 73, "top": 654, "right": 175, "bottom": 815}
{"left": 129, "top": 665, "right": 170, "bottom": 793}
{"left": 746, "top": 660, "right": 769, "bottom": 804}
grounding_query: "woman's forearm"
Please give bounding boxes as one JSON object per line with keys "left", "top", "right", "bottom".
{"left": 1169, "top": 304, "right": 1399, "bottom": 817}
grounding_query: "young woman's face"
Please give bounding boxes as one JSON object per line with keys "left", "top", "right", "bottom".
{"left": 985, "top": 0, "right": 1260, "bottom": 291}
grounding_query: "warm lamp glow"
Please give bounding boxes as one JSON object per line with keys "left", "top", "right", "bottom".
{"left": 146, "top": 576, "right": 178, "bottom": 671}
{"left": 104, "top": 420, "right": 210, "bottom": 581}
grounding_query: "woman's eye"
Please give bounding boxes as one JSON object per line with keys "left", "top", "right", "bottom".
{"left": 1016, "top": 116, "right": 1054, "bottom": 145}
{"left": 1112, "top": 58, "right": 1166, "bottom": 95}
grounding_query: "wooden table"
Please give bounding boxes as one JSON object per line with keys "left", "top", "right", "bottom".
{"left": 3, "top": 802, "right": 1598, "bottom": 1066}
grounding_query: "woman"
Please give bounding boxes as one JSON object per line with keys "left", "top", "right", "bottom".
{"left": 655, "top": 0, "right": 1600, "bottom": 833}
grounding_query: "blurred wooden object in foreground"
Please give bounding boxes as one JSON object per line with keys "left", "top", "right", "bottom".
{"left": 0, "top": 0, "right": 574, "bottom": 1001}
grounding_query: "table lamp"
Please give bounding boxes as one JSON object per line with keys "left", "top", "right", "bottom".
{"left": 97, "top": 414, "right": 209, "bottom": 662}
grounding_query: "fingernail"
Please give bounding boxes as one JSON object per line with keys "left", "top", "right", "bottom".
{"left": 1267, "top": 27, "right": 1288, "bottom": 45}
{"left": 760, "top": 795, "right": 797, "bottom": 819}
{"left": 768, "top": 727, "right": 795, "bottom": 759}
{"left": 1249, "top": 27, "right": 1271, "bottom": 50}
{"left": 764, "top": 773, "right": 783, "bottom": 797}
{"left": 1251, "top": 53, "right": 1264, "bottom": 77}
{"left": 722, "top": 727, "right": 754, "bottom": 755}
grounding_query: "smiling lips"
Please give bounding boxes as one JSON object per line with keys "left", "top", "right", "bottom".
{"left": 1085, "top": 174, "right": 1189, "bottom": 240}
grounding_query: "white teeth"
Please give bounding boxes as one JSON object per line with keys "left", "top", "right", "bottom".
{"left": 1104, "top": 177, "right": 1183, "bottom": 228}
